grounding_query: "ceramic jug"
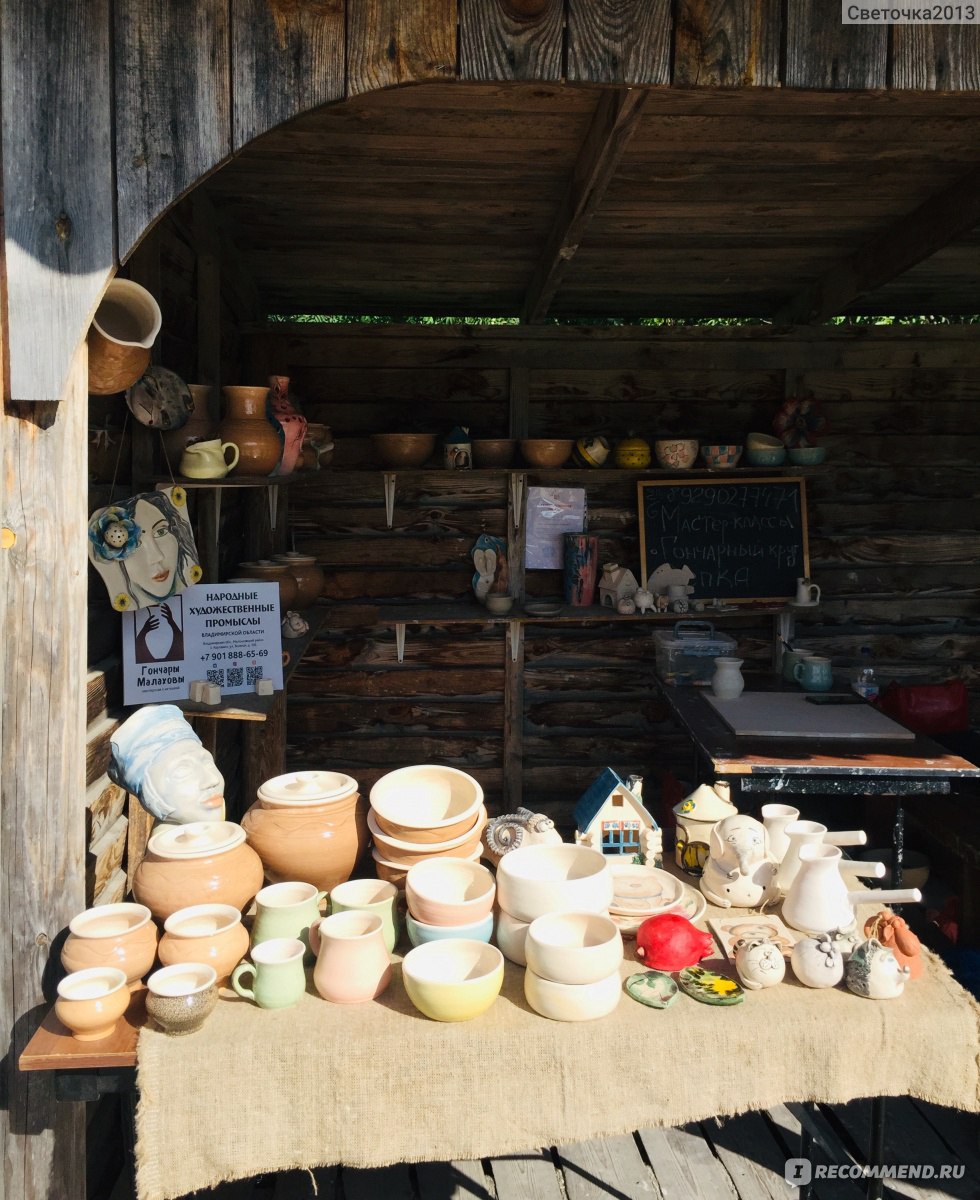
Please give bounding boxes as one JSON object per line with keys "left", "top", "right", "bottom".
{"left": 782, "top": 844, "right": 920, "bottom": 936}
{"left": 776, "top": 820, "right": 868, "bottom": 894}
{"left": 179, "top": 438, "right": 240, "bottom": 479}
{"left": 87, "top": 280, "right": 162, "bottom": 395}
{"left": 711, "top": 657, "right": 745, "bottom": 700}
{"left": 794, "top": 655, "right": 833, "bottom": 692}
{"left": 218, "top": 386, "right": 282, "bottom": 476}
{"left": 760, "top": 803, "right": 800, "bottom": 864}
{"left": 310, "top": 911, "right": 392, "bottom": 1003}
{"left": 796, "top": 578, "right": 821, "bottom": 605}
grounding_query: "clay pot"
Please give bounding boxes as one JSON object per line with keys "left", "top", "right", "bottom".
{"left": 60, "top": 902, "right": 159, "bottom": 991}
{"left": 272, "top": 553, "right": 324, "bottom": 609}
{"left": 55, "top": 968, "right": 131, "bottom": 1041}
{"left": 218, "top": 386, "right": 282, "bottom": 476}
{"left": 241, "top": 771, "right": 369, "bottom": 891}
{"left": 158, "top": 903, "right": 250, "bottom": 986}
{"left": 87, "top": 280, "right": 161, "bottom": 395}
{"left": 132, "top": 821, "right": 265, "bottom": 922}
{"left": 146, "top": 963, "right": 219, "bottom": 1035}
{"left": 237, "top": 560, "right": 298, "bottom": 611}
{"left": 161, "top": 384, "right": 217, "bottom": 466}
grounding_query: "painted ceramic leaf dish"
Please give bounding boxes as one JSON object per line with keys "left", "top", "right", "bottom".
{"left": 625, "top": 970, "right": 678, "bottom": 1009}
{"left": 608, "top": 864, "right": 683, "bottom": 916}
{"left": 677, "top": 965, "right": 744, "bottom": 1006}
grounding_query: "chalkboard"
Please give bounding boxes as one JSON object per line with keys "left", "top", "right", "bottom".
{"left": 637, "top": 477, "right": 810, "bottom": 602}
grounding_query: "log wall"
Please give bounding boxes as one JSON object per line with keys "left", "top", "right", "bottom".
{"left": 262, "top": 324, "right": 980, "bottom": 829}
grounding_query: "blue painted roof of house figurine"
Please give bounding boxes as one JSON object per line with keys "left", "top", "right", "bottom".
{"left": 574, "top": 767, "right": 659, "bottom": 831}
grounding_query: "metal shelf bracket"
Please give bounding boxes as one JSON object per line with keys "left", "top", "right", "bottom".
{"left": 383, "top": 473, "right": 397, "bottom": 529}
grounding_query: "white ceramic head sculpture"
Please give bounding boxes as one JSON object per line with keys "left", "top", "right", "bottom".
{"left": 109, "top": 704, "right": 225, "bottom": 825}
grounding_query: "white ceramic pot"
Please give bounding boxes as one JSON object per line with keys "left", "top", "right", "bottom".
{"left": 495, "top": 844, "right": 613, "bottom": 925}
{"left": 524, "top": 912, "right": 623, "bottom": 986}
{"left": 523, "top": 967, "right": 622, "bottom": 1022}
{"left": 711, "top": 657, "right": 745, "bottom": 700}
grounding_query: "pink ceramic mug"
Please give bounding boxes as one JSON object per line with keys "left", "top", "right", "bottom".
{"left": 310, "top": 911, "right": 392, "bottom": 1004}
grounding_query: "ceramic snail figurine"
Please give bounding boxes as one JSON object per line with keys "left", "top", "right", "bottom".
{"left": 635, "top": 912, "right": 714, "bottom": 972}
{"left": 790, "top": 934, "right": 844, "bottom": 988}
{"left": 699, "top": 814, "right": 779, "bottom": 909}
{"left": 864, "top": 910, "right": 923, "bottom": 979}
{"left": 633, "top": 587, "right": 655, "bottom": 614}
{"left": 481, "top": 807, "right": 562, "bottom": 867}
{"left": 845, "top": 937, "right": 910, "bottom": 999}
{"left": 733, "top": 938, "right": 786, "bottom": 990}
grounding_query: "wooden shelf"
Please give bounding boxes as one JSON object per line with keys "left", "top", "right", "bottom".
{"left": 325, "top": 600, "right": 791, "bottom": 626}
{"left": 19, "top": 988, "right": 145, "bottom": 1072}
{"left": 155, "top": 473, "right": 304, "bottom": 489}
{"left": 332, "top": 466, "right": 816, "bottom": 480}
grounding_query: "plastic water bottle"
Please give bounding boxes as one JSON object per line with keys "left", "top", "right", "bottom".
{"left": 851, "top": 645, "right": 879, "bottom": 701}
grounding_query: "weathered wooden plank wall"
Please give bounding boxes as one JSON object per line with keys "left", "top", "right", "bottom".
{"left": 263, "top": 324, "right": 980, "bottom": 827}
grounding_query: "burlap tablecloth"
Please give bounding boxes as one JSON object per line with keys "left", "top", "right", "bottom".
{"left": 134, "top": 901, "right": 980, "bottom": 1200}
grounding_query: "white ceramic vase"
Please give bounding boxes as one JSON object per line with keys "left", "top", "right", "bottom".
{"left": 760, "top": 803, "right": 800, "bottom": 864}
{"left": 711, "top": 657, "right": 744, "bottom": 700}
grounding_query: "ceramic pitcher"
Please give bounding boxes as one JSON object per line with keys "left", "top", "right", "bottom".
{"left": 776, "top": 820, "right": 868, "bottom": 894}
{"left": 179, "top": 438, "right": 240, "bottom": 479}
{"left": 310, "top": 911, "right": 392, "bottom": 1003}
{"left": 796, "top": 578, "right": 821, "bottom": 604}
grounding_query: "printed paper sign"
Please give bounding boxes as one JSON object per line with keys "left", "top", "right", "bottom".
{"left": 524, "top": 486, "right": 587, "bottom": 569}
{"left": 122, "top": 582, "right": 284, "bottom": 704}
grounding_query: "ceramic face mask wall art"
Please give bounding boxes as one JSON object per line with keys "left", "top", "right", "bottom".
{"left": 88, "top": 486, "right": 201, "bottom": 611}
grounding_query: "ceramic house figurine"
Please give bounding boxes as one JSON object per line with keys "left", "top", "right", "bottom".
{"left": 598, "top": 563, "right": 639, "bottom": 609}
{"left": 672, "top": 781, "right": 737, "bottom": 876}
{"left": 482, "top": 807, "right": 562, "bottom": 867}
{"left": 574, "top": 768, "right": 662, "bottom": 865}
{"left": 845, "top": 937, "right": 910, "bottom": 999}
{"left": 699, "top": 813, "right": 779, "bottom": 909}
{"left": 109, "top": 704, "right": 225, "bottom": 826}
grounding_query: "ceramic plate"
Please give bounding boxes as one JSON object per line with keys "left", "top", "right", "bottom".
{"left": 610, "top": 880, "right": 706, "bottom": 937}
{"left": 125, "top": 366, "right": 192, "bottom": 430}
{"left": 524, "top": 601, "right": 562, "bottom": 616}
{"left": 608, "top": 864, "right": 683, "bottom": 916}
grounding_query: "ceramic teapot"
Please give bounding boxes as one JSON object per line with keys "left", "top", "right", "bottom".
{"left": 179, "top": 438, "right": 240, "bottom": 479}
{"left": 699, "top": 814, "right": 778, "bottom": 909}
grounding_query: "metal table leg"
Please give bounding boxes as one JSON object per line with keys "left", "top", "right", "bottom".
{"left": 798, "top": 1106, "right": 815, "bottom": 1200}
{"left": 866, "top": 1096, "right": 887, "bottom": 1200}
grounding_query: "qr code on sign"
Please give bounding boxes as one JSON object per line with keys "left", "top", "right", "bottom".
{"left": 206, "top": 668, "right": 224, "bottom": 685}
{"left": 227, "top": 667, "right": 244, "bottom": 688}
{"left": 247, "top": 666, "right": 264, "bottom": 685}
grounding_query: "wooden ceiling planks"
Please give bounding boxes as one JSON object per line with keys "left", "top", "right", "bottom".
{"left": 673, "top": 0, "right": 782, "bottom": 88}
{"left": 458, "top": 0, "right": 564, "bottom": 82}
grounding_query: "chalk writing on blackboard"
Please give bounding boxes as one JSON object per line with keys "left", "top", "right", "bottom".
{"left": 637, "top": 478, "right": 810, "bottom": 602}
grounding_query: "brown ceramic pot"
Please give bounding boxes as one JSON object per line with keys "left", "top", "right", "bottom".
{"left": 242, "top": 771, "right": 368, "bottom": 891}
{"left": 158, "top": 903, "right": 251, "bottom": 986}
{"left": 237, "top": 560, "right": 298, "bottom": 611}
{"left": 60, "top": 902, "right": 159, "bottom": 991}
{"left": 161, "top": 383, "right": 217, "bottom": 466}
{"left": 218, "top": 386, "right": 282, "bottom": 476}
{"left": 132, "top": 822, "right": 265, "bottom": 922}
{"left": 272, "top": 553, "right": 325, "bottom": 609}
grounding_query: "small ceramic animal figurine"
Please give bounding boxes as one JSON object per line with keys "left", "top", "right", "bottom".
{"left": 634, "top": 912, "right": 714, "bottom": 972}
{"left": 281, "top": 610, "right": 309, "bottom": 639}
{"left": 790, "top": 934, "right": 844, "bottom": 988}
{"left": 699, "top": 814, "right": 779, "bottom": 909}
{"left": 733, "top": 938, "right": 786, "bottom": 990}
{"left": 845, "top": 937, "right": 910, "bottom": 999}
{"left": 633, "top": 587, "right": 655, "bottom": 614}
{"left": 617, "top": 596, "right": 637, "bottom": 615}
{"left": 864, "top": 911, "right": 923, "bottom": 979}
{"left": 482, "top": 808, "right": 562, "bottom": 866}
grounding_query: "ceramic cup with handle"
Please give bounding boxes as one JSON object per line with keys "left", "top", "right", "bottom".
{"left": 179, "top": 438, "right": 240, "bottom": 479}
{"left": 251, "top": 881, "right": 326, "bottom": 962}
{"left": 231, "top": 937, "right": 306, "bottom": 1009}
{"left": 329, "top": 878, "right": 400, "bottom": 954}
{"left": 795, "top": 577, "right": 821, "bottom": 605}
{"left": 782, "top": 647, "right": 813, "bottom": 683}
{"left": 794, "top": 655, "right": 833, "bottom": 692}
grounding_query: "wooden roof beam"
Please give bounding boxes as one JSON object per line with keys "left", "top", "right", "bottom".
{"left": 773, "top": 164, "right": 980, "bottom": 325}
{"left": 522, "top": 87, "right": 647, "bottom": 324}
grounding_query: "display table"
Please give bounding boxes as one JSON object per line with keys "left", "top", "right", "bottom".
{"left": 131, "top": 896, "right": 980, "bottom": 1200}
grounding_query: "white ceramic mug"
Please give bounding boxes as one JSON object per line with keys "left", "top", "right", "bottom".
{"left": 796, "top": 578, "right": 820, "bottom": 605}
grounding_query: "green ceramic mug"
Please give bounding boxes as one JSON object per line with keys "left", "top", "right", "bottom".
{"left": 251, "top": 881, "right": 327, "bottom": 962}
{"left": 231, "top": 937, "right": 306, "bottom": 1009}
{"left": 329, "top": 878, "right": 400, "bottom": 954}
{"left": 782, "top": 648, "right": 814, "bottom": 683}
{"left": 794, "top": 655, "right": 833, "bottom": 692}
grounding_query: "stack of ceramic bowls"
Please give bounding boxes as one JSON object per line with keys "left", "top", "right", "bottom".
{"left": 493, "top": 844, "right": 614, "bottom": 967}
{"left": 368, "top": 764, "right": 487, "bottom": 887}
{"left": 523, "top": 911, "right": 624, "bottom": 1022}
{"left": 403, "top": 857, "right": 496, "bottom": 947}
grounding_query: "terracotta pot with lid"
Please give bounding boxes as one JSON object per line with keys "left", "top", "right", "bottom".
{"left": 272, "top": 552, "right": 324, "bottom": 608}
{"left": 236, "top": 560, "right": 298, "bottom": 611}
{"left": 242, "top": 770, "right": 368, "bottom": 891}
{"left": 132, "top": 821, "right": 265, "bottom": 922}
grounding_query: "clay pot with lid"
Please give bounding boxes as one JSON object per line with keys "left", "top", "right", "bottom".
{"left": 217, "top": 386, "right": 283, "bottom": 476}
{"left": 132, "top": 821, "right": 265, "bottom": 922}
{"left": 241, "top": 770, "right": 368, "bottom": 891}
{"left": 237, "top": 560, "right": 298, "bottom": 611}
{"left": 272, "top": 553, "right": 324, "bottom": 608}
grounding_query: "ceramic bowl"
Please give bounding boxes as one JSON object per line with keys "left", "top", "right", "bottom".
{"left": 495, "top": 844, "right": 613, "bottom": 924}
{"left": 744, "top": 445, "right": 787, "bottom": 467}
{"left": 373, "top": 843, "right": 482, "bottom": 886}
{"left": 158, "top": 903, "right": 250, "bottom": 985}
{"left": 494, "top": 909, "right": 532, "bottom": 965}
{"left": 145, "top": 963, "right": 219, "bottom": 1036}
{"left": 402, "top": 939, "right": 504, "bottom": 1022}
{"left": 654, "top": 438, "right": 698, "bottom": 469}
{"left": 788, "top": 446, "right": 827, "bottom": 465}
{"left": 61, "top": 902, "right": 158, "bottom": 990}
{"left": 371, "top": 433, "right": 436, "bottom": 468}
{"left": 406, "top": 911, "right": 494, "bottom": 947}
{"left": 525, "top": 912, "right": 624, "bottom": 985}
{"left": 55, "top": 967, "right": 130, "bottom": 1041}
{"left": 700, "top": 444, "right": 743, "bottom": 469}
{"left": 369, "top": 765, "right": 484, "bottom": 842}
{"left": 745, "top": 431, "right": 784, "bottom": 450}
{"left": 485, "top": 594, "right": 514, "bottom": 615}
{"left": 519, "top": 438, "right": 573, "bottom": 468}
{"left": 471, "top": 439, "right": 516, "bottom": 468}
{"left": 523, "top": 967, "right": 622, "bottom": 1022}
{"left": 367, "top": 806, "right": 487, "bottom": 865}
{"left": 405, "top": 857, "right": 496, "bottom": 927}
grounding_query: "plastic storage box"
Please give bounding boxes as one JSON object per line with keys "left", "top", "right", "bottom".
{"left": 654, "top": 620, "right": 737, "bottom": 687}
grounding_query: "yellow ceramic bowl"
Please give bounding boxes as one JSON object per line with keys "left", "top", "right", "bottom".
{"left": 402, "top": 939, "right": 504, "bottom": 1021}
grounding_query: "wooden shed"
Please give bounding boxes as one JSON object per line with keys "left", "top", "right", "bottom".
{"left": 2, "top": 3, "right": 980, "bottom": 1197}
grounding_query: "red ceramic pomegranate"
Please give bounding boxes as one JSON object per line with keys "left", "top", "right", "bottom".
{"left": 635, "top": 912, "right": 714, "bottom": 971}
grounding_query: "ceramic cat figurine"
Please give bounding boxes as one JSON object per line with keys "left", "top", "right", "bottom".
{"left": 733, "top": 938, "right": 786, "bottom": 990}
